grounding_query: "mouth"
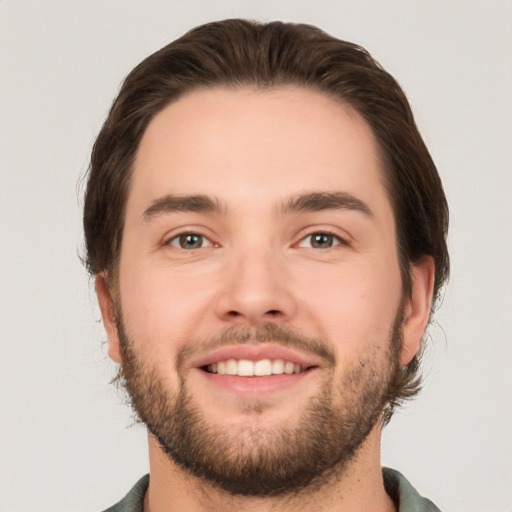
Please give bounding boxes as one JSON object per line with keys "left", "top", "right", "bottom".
{"left": 189, "top": 344, "right": 323, "bottom": 396}
{"left": 190, "top": 344, "right": 324, "bottom": 400}
{"left": 202, "top": 358, "right": 313, "bottom": 377}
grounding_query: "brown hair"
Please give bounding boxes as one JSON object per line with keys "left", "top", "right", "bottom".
{"left": 83, "top": 19, "right": 449, "bottom": 418}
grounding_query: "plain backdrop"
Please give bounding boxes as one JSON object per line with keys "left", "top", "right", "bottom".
{"left": 1, "top": 1, "right": 511, "bottom": 511}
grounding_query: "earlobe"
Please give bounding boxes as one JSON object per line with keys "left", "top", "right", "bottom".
{"left": 400, "top": 257, "right": 435, "bottom": 366}
{"left": 95, "top": 273, "right": 122, "bottom": 364}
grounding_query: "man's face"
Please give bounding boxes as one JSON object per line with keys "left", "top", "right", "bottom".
{"left": 98, "top": 86, "right": 431, "bottom": 495}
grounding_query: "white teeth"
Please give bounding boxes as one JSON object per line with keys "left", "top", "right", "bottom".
{"left": 271, "top": 359, "right": 284, "bottom": 374}
{"left": 284, "top": 361, "right": 295, "bottom": 374}
{"left": 207, "top": 358, "right": 306, "bottom": 377}
{"left": 254, "top": 359, "right": 272, "bottom": 376}
{"left": 225, "top": 359, "right": 237, "bottom": 375}
{"left": 237, "top": 359, "right": 255, "bottom": 377}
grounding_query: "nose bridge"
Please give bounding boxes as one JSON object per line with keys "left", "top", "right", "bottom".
{"left": 215, "top": 235, "right": 295, "bottom": 324}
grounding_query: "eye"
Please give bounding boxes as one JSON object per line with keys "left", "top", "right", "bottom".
{"left": 167, "top": 233, "right": 212, "bottom": 250}
{"left": 298, "top": 232, "right": 342, "bottom": 249}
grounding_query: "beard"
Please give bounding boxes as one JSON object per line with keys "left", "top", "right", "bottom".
{"left": 115, "top": 315, "right": 403, "bottom": 497}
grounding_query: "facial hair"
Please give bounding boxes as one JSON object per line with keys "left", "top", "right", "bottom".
{"left": 116, "top": 318, "right": 403, "bottom": 497}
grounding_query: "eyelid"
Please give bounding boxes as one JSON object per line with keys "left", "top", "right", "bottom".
{"left": 169, "top": 234, "right": 213, "bottom": 249}
{"left": 294, "top": 226, "right": 351, "bottom": 248}
{"left": 161, "top": 227, "right": 218, "bottom": 249}
{"left": 296, "top": 233, "right": 343, "bottom": 249}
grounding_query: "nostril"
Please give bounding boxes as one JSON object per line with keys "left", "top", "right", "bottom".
{"left": 223, "top": 309, "right": 284, "bottom": 320}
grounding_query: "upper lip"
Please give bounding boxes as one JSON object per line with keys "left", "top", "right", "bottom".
{"left": 189, "top": 343, "right": 324, "bottom": 370}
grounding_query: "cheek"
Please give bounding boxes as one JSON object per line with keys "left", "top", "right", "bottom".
{"left": 296, "top": 260, "right": 402, "bottom": 356}
{"left": 117, "top": 258, "right": 213, "bottom": 356}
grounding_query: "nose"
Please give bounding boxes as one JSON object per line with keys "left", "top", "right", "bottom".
{"left": 214, "top": 245, "right": 297, "bottom": 326}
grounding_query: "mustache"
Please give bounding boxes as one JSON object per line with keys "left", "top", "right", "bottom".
{"left": 176, "top": 323, "right": 336, "bottom": 370}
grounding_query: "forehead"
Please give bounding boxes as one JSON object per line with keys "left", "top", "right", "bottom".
{"left": 128, "top": 86, "right": 390, "bottom": 219}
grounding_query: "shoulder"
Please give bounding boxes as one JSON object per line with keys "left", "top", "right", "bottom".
{"left": 101, "top": 474, "right": 149, "bottom": 512}
{"left": 383, "top": 468, "right": 442, "bottom": 512}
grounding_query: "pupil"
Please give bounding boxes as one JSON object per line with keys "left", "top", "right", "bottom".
{"left": 312, "top": 233, "right": 332, "bottom": 248}
{"left": 180, "top": 234, "right": 202, "bottom": 249}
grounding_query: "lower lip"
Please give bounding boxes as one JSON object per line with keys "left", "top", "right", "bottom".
{"left": 192, "top": 368, "right": 317, "bottom": 396}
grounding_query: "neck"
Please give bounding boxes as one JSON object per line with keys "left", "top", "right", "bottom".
{"left": 143, "top": 425, "right": 396, "bottom": 512}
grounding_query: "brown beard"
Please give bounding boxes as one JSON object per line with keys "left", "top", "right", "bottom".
{"left": 116, "top": 318, "right": 403, "bottom": 497}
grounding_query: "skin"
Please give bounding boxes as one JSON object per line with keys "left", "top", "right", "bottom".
{"left": 96, "top": 86, "right": 434, "bottom": 511}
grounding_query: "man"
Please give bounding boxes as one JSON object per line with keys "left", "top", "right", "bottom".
{"left": 84, "top": 19, "right": 448, "bottom": 512}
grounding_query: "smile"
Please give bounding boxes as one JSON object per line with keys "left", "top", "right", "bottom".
{"left": 205, "top": 359, "right": 307, "bottom": 376}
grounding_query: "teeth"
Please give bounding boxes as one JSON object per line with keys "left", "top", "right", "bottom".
{"left": 271, "top": 359, "right": 284, "bottom": 374}
{"left": 208, "top": 358, "right": 305, "bottom": 377}
{"left": 237, "top": 359, "right": 254, "bottom": 377}
{"left": 254, "top": 359, "right": 272, "bottom": 376}
{"left": 225, "top": 359, "right": 237, "bottom": 375}
{"left": 284, "top": 361, "right": 294, "bottom": 374}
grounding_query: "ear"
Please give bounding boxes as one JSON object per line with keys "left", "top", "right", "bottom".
{"left": 400, "top": 257, "right": 435, "bottom": 366}
{"left": 95, "top": 273, "right": 122, "bottom": 364}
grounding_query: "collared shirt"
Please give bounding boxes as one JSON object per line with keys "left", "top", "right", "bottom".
{"left": 103, "top": 468, "right": 441, "bottom": 511}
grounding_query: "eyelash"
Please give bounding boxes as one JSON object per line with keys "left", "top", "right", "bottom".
{"left": 163, "top": 230, "right": 347, "bottom": 251}
{"left": 164, "top": 233, "right": 214, "bottom": 250}
{"left": 296, "top": 232, "right": 346, "bottom": 249}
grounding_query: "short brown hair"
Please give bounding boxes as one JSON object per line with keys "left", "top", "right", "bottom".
{"left": 83, "top": 19, "right": 449, "bottom": 417}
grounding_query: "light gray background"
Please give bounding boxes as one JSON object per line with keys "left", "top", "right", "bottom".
{"left": 1, "top": 1, "right": 511, "bottom": 511}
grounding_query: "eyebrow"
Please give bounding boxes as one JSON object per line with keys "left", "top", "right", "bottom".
{"left": 281, "top": 192, "right": 373, "bottom": 217}
{"left": 142, "top": 191, "right": 373, "bottom": 223}
{"left": 142, "top": 194, "right": 224, "bottom": 222}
